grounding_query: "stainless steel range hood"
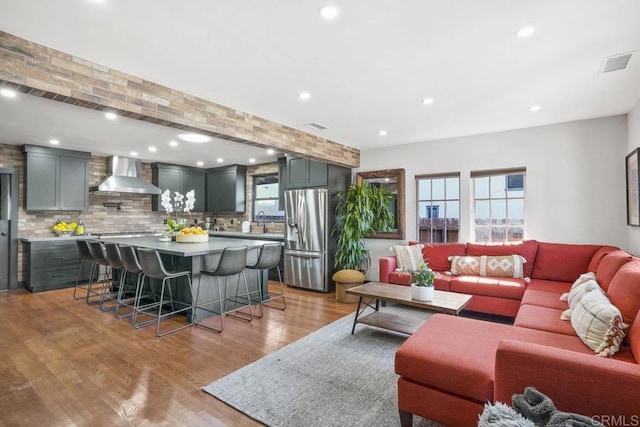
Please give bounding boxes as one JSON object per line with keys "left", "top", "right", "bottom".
{"left": 90, "top": 156, "right": 161, "bottom": 195}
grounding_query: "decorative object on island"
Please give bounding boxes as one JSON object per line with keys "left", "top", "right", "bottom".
{"left": 52, "top": 219, "right": 79, "bottom": 236}
{"left": 332, "top": 181, "right": 395, "bottom": 271}
{"left": 161, "top": 189, "right": 196, "bottom": 233}
{"left": 403, "top": 262, "right": 435, "bottom": 301}
{"left": 175, "top": 226, "right": 209, "bottom": 243}
{"left": 332, "top": 269, "right": 365, "bottom": 303}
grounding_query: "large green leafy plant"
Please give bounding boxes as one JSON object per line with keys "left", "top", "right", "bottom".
{"left": 333, "top": 181, "right": 395, "bottom": 271}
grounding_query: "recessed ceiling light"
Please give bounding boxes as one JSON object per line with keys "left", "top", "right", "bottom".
{"left": 216, "top": 158, "right": 224, "bottom": 163}
{"left": 49, "top": 139, "right": 60, "bottom": 145}
{"left": 148, "top": 146, "right": 157, "bottom": 152}
{"left": 249, "top": 158, "right": 256, "bottom": 163}
{"left": 197, "top": 161, "right": 204, "bottom": 166}
{"left": 169, "top": 140, "right": 178, "bottom": 147}
{"left": 378, "top": 130, "right": 387, "bottom": 136}
{"left": 267, "top": 149, "right": 275, "bottom": 155}
{"left": 529, "top": 105, "right": 541, "bottom": 112}
{"left": 298, "top": 92, "right": 311, "bottom": 100}
{"left": 177, "top": 133, "right": 212, "bottom": 143}
{"left": 0, "top": 88, "right": 17, "bottom": 98}
{"left": 130, "top": 151, "right": 138, "bottom": 157}
{"left": 421, "top": 98, "right": 434, "bottom": 105}
{"left": 515, "top": 27, "right": 535, "bottom": 38}
{"left": 319, "top": 5, "right": 339, "bottom": 20}
{"left": 105, "top": 112, "right": 117, "bottom": 120}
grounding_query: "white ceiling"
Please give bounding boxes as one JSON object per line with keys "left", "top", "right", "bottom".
{"left": 0, "top": 0, "right": 639, "bottom": 165}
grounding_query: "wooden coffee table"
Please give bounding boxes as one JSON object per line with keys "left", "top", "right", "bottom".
{"left": 346, "top": 281, "right": 473, "bottom": 335}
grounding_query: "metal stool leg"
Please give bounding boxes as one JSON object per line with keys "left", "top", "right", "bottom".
{"left": 226, "top": 271, "right": 255, "bottom": 321}
{"left": 264, "top": 265, "right": 286, "bottom": 310}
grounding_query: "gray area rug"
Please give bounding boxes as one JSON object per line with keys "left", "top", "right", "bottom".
{"left": 203, "top": 305, "right": 441, "bottom": 427}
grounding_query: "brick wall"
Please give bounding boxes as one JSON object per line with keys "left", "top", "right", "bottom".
{"left": 0, "top": 31, "right": 360, "bottom": 168}
{"left": 0, "top": 142, "right": 284, "bottom": 283}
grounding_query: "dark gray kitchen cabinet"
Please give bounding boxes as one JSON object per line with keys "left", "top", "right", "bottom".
{"left": 22, "top": 238, "right": 92, "bottom": 293}
{"left": 206, "top": 165, "right": 246, "bottom": 213}
{"left": 286, "top": 157, "right": 328, "bottom": 189}
{"left": 23, "top": 145, "right": 90, "bottom": 211}
{"left": 151, "top": 163, "right": 206, "bottom": 212}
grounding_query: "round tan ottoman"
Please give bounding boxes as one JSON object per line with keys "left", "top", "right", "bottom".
{"left": 332, "top": 269, "right": 365, "bottom": 303}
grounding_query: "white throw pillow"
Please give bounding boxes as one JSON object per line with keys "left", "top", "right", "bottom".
{"left": 571, "top": 291, "right": 627, "bottom": 357}
{"left": 393, "top": 244, "right": 424, "bottom": 271}
{"left": 560, "top": 272, "right": 597, "bottom": 302}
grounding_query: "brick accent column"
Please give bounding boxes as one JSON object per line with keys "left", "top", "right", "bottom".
{"left": 0, "top": 31, "right": 359, "bottom": 168}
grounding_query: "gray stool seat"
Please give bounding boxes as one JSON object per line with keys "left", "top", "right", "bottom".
{"left": 194, "top": 246, "right": 254, "bottom": 333}
{"left": 245, "top": 243, "right": 286, "bottom": 311}
{"left": 73, "top": 240, "right": 98, "bottom": 301}
{"left": 136, "top": 248, "right": 194, "bottom": 337}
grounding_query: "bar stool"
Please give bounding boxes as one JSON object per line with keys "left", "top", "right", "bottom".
{"left": 103, "top": 243, "right": 129, "bottom": 317}
{"left": 136, "top": 248, "right": 194, "bottom": 337}
{"left": 116, "top": 245, "right": 146, "bottom": 321}
{"left": 87, "top": 240, "right": 112, "bottom": 307}
{"left": 194, "top": 246, "right": 251, "bottom": 333}
{"left": 245, "top": 243, "right": 286, "bottom": 311}
{"left": 73, "top": 240, "right": 97, "bottom": 301}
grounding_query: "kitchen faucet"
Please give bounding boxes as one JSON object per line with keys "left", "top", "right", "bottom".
{"left": 257, "top": 211, "right": 267, "bottom": 233}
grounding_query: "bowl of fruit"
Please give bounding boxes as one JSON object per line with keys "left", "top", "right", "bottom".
{"left": 53, "top": 220, "right": 78, "bottom": 237}
{"left": 175, "top": 226, "right": 209, "bottom": 243}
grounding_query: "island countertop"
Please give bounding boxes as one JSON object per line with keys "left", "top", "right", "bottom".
{"left": 99, "top": 236, "right": 279, "bottom": 257}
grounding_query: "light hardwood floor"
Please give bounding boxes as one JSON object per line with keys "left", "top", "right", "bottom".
{"left": 0, "top": 283, "right": 356, "bottom": 426}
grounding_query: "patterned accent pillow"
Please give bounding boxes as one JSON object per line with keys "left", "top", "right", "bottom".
{"left": 571, "top": 291, "right": 628, "bottom": 357}
{"left": 393, "top": 244, "right": 424, "bottom": 271}
{"left": 448, "top": 255, "right": 482, "bottom": 275}
{"left": 448, "top": 255, "right": 525, "bottom": 279}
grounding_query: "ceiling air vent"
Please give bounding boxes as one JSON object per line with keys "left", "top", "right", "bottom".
{"left": 304, "top": 122, "right": 327, "bottom": 131}
{"left": 601, "top": 52, "right": 633, "bottom": 73}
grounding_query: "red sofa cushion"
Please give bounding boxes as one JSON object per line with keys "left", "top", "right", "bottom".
{"left": 524, "top": 278, "right": 572, "bottom": 294}
{"left": 466, "top": 240, "right": 538, "bottom": 279}
{"left": 596, "top": 250, "right": 633, "bottom": 292}
{"left": 450, "top": 276, "right": 526, "bottom": 300}
{"left": 532, "top": 242, "right": 601, "bottom": 282}
{"left": 395, "top": 314, "right": 593, "bottom": 403}
{"left": 388, "top": 271, "right": 411, "bottom": 286}
{"left": 520, "top": 289, "right": 567, "bottom": 310}
{"left": 607, "top": 259, "right": 640, "bottom": 332}
{"left": 514, "top": 305, "right": 576, "bottom": 336}
{"left": 588, "top": 245, "right": 620, "bottom": 272}
{"left": 409, "top": 242, "right": 466, "bottom": 271}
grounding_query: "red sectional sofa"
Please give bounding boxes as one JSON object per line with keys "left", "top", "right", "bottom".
{"left": 378, "top": 241, "right": 640, "bottom": 426}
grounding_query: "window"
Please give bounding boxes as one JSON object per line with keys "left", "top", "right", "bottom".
{"left": 416, "top": 174, "right": 460, "bottom": 243}
{"left": 253, "top": 174, "right": 284, "bottom": 222}
{"left": 472, "top": 169, "right": 525, "bottom": 243}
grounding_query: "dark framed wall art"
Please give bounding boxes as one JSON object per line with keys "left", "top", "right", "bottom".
{"left": 626, "top": 148, "right": 640, "bottom": 226}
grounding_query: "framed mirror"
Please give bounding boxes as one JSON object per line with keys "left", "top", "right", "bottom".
{"left": 356, "top": 168, "right": 405, "bottom": 239}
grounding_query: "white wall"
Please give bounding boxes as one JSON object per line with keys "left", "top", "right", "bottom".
{"left": 358, "top": 115, "right": 629, "bottom": 280}
{"left": 628, "top": 100, "right": 640, "bottom": 255}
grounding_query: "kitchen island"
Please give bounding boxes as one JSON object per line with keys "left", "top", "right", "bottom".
{"left": 100, "top": 236, "right": 281, "bottom": 321}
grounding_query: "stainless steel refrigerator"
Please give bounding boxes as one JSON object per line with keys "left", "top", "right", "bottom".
{"left": 284, "top": 188, "right": 329, "bottom": 292}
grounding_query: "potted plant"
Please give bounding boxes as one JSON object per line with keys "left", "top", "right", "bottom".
{"left": 404, "top": 262, "right": 436, "bottom": 301}
{"left": 332, "top": 181, "right": 395, "bottom": 272}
